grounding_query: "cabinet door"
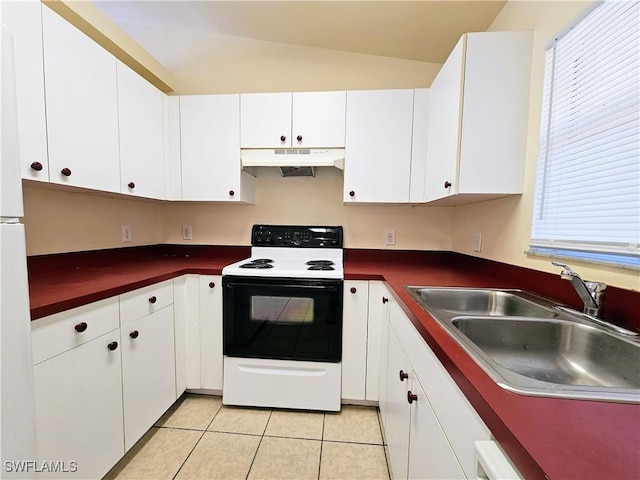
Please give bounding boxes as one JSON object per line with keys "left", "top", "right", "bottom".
{"left": 181, "top": 94, "right": 253, "bottom": 202}
{"left": 409, "top": 89, "right": 429, "bottom": 202}
{"left": 117, "top": 61, "right": 165, "bottom": 199}
{"left": 292, "top": 91, "right": 346, "bottom": 147}
{"left": 425, "top": 37, "right": 465, "bottom": 202}
{"left": 34, "top": 330, "right": 124, "bottom": 479}
{"left": 173, "top": 274, "right": 199, "bottom": 395}
{"left": 164, "top": 95, "right": 182, "bottom": 200}
{"left": 1, "top": 0, "right": 49, "bottom": 182}
{"left": 42, "top": 6, "right": 120, "bottom": 193}
{"left": 378, "top": 295, "right": 392, "bottom": 432}
{"left": 200, "top": 275, "right": 223, "bottom": 390}
{"left": 240, "top": 93, "right": 292, "bottom": 148}
{"left": 178, "top": 274, "right": 202, "bottom": 390}
{"left": 385, "top": 321, "right": 412, "bottom": 480}
{"left": 121, "top": 307, "right": 176, "bottom": 451}
{"left": 344, "top": 89, "right": 414, "bottom": 203}
{"left": 366, "top": 281, "right": 391, "bottom": 402}
{"left": 342, "top": 280, "right": 369, "bottom": 400}
{"left": 457, "top": 32, "right": 532, "bottom": 195}
{"left": 408, "top": 376, "right": 465, "bottom": 480}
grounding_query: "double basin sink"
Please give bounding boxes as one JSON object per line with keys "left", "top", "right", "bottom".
{"left": 404, "top": 287, "right": 640, "bottom": 403}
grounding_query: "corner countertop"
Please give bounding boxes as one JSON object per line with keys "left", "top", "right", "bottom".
{"left": 26, "top": 246, "right": 640, "bottom": 480}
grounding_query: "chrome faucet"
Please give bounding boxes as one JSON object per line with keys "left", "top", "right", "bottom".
{"left": 552, "top": 262, "right": 606, "bottom": 318}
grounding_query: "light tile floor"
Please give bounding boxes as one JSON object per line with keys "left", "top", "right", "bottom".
{"left": 105, "top": 394, "right": 390, "bottom": 480}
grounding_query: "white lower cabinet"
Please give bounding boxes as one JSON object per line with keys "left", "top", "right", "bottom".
{"left": 366, "top": 281, "right": 390, "bottom": 402}
{"left": 121, "top": 306, "right": 176, "bottom": 451}
{"left": 384, "top": 323, "right": 412, "bottom": 480}
{"left": 408, "top": 375, "right": 465, "bottom": 480}
{"left": 199, "top": 275, "right": 223, "bottom": 390}
{"left": 32, "top": 282, "right": 179, "bottom": 478}
{"left": 173, "top": 274, "right": 224, "bottom": 392}
{"left": 342, "top": 280, "right": 369, "bottom": 400}
{"left": 386, "top": 318, "right": 463, "bottom": 480}
{"left": 32, "top": 301, "right": 124, "bottom": 479}
{"left": 381, "top": 300, "right": 490, "bottom": 479}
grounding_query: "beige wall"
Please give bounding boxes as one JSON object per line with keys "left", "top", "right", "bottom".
{"left": 451, "top": 0, "right": 639, "bottom": 291}
{"left": 162, "top": 169, "right": 452, "bottom": 250}
{"left": 23, "top": 184, "right": 162, "bottom": 256}
{"left": 167, "top": 32, "right": 441, "bottom": 94}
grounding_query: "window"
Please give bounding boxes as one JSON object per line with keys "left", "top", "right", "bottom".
{"left": 530, "top": 0, "right": 640, "bottom": 269}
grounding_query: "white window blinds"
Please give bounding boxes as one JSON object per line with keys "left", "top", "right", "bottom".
{"left": 530, "top": 0, "right": 640, "bottom": 268}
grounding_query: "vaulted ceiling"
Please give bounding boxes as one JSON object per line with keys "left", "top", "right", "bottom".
{"left": 92, "top": 1, "right": 507, "bottom": 67}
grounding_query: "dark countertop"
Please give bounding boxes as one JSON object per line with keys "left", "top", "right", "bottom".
{"left": 27, "top": 245, "right": 640, "bottom": 479}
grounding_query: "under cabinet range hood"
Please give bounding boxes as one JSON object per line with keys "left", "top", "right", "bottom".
{"left": 241, "top": 148, "right": 345, "bottom": 177}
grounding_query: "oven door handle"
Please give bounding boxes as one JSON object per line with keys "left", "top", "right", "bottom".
{"left": 237, "top": 364, "right": 329, "bottom": 377}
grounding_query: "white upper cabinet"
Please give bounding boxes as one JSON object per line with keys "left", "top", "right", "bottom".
{"left": 291, "top": 91, "right": 346, "bottom": 147}
{"left": 410, "top": 88, "right": 429, "bottom": 203}
{"left": 2, "top": 0, "right": 49, "bottom": 182}
{"left": 344, "top": 89, "right": 414, "bottom": 203}
{"left": 240, "top": 93, "right": 291, "bottom": 148}
{"left": 425, "top": 31, "right": 533, "bottom": 204}
{"left": 42, "top": 6, "right": 120, "bottom": 193}
{"left": 163, "top": 96, "right": 182, "bottom": 201}
{"left": 117, "top": 61, "right": 165, "bottom": 200}
{"left": 180, "top": 94, "right": 255, "bottom": 202}
{"left": 240, "top": 91, "right": 346, "bottom": 148}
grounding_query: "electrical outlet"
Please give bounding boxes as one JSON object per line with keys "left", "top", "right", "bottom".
{"left": 182, "top": 225, "right": 193, "bottom": 240}
{"left": 121, "top": 225, "right": 132, "bottom": 243}
{"left": 473, "top": 231, "right": 482, "bottom": 252}
{"left": 385, "top": 229, "right": 396, "bottom": 245}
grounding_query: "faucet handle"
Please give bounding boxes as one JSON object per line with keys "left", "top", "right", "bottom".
{"left": 584, "top": 280, "right": 606, "bottom": 294}
{"left": 552, "top": 261, "right": 580, "bottom": 278}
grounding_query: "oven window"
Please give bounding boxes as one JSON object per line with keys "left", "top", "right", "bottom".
{"left": 251, "top": 296, "right": 314, "bottom": 324}
{"left": 223, "top": 276, "right": 343, "bottom": 362}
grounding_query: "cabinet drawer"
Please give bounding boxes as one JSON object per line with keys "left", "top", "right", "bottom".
{"left": 31, "top": 297, "right": 120, "bottom": 365}
{"left": 119, "top": 280, "right": 173, "bottom": 323}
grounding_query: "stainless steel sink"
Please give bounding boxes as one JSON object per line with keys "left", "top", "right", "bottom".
{"left": 452, "top": 317, "right": 640, "bottom": 389}
{"left": 409, "top": 288, "right": 557, "bottom": 317}
{"left": 404, "top": 287, "right": 640, "bottom": 403}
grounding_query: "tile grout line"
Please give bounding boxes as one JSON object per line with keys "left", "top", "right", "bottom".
{"left": 171, "top": 428, "right": 207, "bottom": 479}
{"left": 244, "top": 409, "right": 273, "bottom": 480}
{"left": 376, "top": 407, "right": 392, "bottom": 480}
{"left": 171, "top": 401, "right": 223, "bottom": 480}
{"left": 317, "top": 412, "right": 326, "bottom": 480}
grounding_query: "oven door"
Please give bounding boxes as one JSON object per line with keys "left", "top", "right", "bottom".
{"left": 222, "top": 276, "right": 343, "bottom": 362}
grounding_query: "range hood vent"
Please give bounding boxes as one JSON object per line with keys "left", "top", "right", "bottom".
{"left": 241, "top": 148, "right": 345, "bottom": 171}
{"left": 279, "top": 166, "right": 315, "bottom": 177}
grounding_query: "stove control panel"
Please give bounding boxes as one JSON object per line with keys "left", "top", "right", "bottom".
{"left": 251, "top": 225, "right": 343, "bottom": 248}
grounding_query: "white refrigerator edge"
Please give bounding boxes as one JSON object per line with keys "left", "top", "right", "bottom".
{"left": 1, "top": 22, "right": 38, "bottom": 478}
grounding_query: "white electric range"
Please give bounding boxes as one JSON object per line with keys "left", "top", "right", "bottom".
{"left": 221, "top": 225, "right": 344, "bottom": 411}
